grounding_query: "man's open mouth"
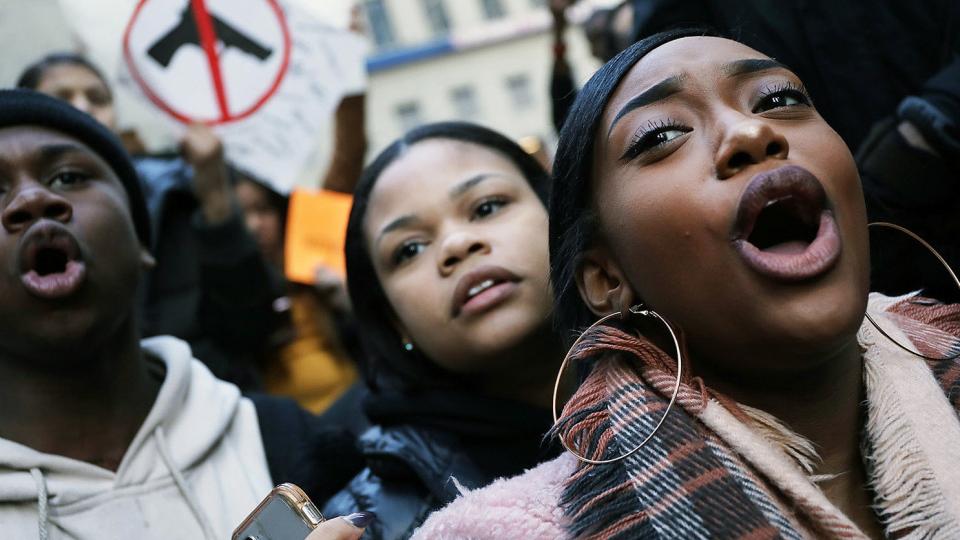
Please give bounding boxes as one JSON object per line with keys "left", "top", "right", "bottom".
{"left": 18, "top": 222, "right": 87, "bottom": 299}
{"left": 731, "top": 165, "right": 842, "bottom": 282}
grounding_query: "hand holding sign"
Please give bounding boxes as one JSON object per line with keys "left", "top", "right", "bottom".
{"left": 181, "top": 124, "right": 232, "bottom": 223}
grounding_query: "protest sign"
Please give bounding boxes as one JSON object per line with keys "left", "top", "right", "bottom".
{"left": 124, "top": 0, "right": 290, "bottom": 124}
{"left": 121, "top": 0, "right": 366, "bottom": 193}
{"left": 284, "top": 189, "right": 353, "bottom": 284}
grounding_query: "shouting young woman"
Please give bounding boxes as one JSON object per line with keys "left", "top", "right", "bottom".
{"left": 416, "top": 30, "right": 960, "bottom": 539}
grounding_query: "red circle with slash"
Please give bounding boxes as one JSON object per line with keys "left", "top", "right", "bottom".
{"left": 123, "top": 0, "right": 291, "bottom": 125}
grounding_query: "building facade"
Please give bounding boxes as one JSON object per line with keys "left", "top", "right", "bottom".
{"left": 360, "top": 0, "right": 611, "bottom": 155}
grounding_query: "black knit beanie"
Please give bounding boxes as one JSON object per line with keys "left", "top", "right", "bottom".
{"left": 0, "top": 89, "right": 150, "bottom": 245}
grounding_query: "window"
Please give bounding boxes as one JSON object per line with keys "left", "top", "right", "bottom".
{"left": 506, "top": 74, "right": 533, "bottom": 110}
{"left": 480, "top": 0, "right": 506, "bottom": 20}
{"left": 365, "top": 0, "right": 396, "bottom": 48}
{"left": 451, "top": 85, "right": 479, "bottom": 119}
{"left": 423, "top": 0, "right": 450, "bottom": 35}
{"left": 395, "top": 101, "right": 422, "bottom": 132}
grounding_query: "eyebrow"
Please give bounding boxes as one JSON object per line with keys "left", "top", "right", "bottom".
{"left": 37, "top": 143, "right": 91, "bottom": 163}
{"left": 449, "top": 173, "right": 500, "bottom": 200}
{"left": 721, "top": 58, "right": 789, "bottom": 77}
{"left": 607, "top": 58, "right": 793, "bottom": 139}
{"left": 376, "top": 173, "right": 506, "bottom": 245}
{"left": 608, "top": 75, "right": 684, "bottom": 137}
{"left": 377, "top": 214, "right": 420, "bottom": 245}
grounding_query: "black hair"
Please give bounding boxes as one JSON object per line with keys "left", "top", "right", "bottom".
{"left": 234, "top": 172, "right": 289, "bottom": 240}
{"left": 549, "top": 28, "right": 711, "bottom": 344}
{"left": 345, "top": 121, "right": 551, "bottom": 391}
{"left": 16, "top": 52, "right": 111, "bottom": 95}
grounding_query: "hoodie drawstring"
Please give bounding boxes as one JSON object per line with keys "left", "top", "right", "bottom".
{"left": 29, "top": 467, "right": 49, "bottom": 540}
{"left": 155, "top": 427, "right": 217, "bottom": 540}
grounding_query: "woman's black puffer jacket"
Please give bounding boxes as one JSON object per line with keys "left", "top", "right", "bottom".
{"left": 322, "top": 389, "right": 557, "bottom": 539}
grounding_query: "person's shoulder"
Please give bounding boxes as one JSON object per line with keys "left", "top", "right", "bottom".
{"left": 866, "top": 293, "right": 960, "bottom": 409}
{"left": 868, "top": 292, "right": 960, "bottom": 357}
{"left": 411, "top": 453, "right": 576, "bottom": 540}
{"left": 880, "top": 293, "right": 960, "bottom": 336}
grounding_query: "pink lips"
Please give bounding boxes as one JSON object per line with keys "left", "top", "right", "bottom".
{"left": 22, "top": 260, "right": 87, "bottom": 299}
{"left": 451, "top": 264, "right": 521, "bottom": 318}
{"left": 18, "top": 222, "right": 87, "bottom": 300}
{"left": 731, "top": 165, "right": 842, "bottom": 282}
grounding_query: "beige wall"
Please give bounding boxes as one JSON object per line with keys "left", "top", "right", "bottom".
{"left": 364, "top": 0, "right": 612, "bottom": 156}
{"left": 367, "top": 27, "right": 599, "bottom": 155}
{"left": 0, "top": 0, "right": 77, "bottom": 87}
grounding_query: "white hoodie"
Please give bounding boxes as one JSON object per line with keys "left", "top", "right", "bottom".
{"left": 0, "top": 336, "right": 274, "bottom": 539}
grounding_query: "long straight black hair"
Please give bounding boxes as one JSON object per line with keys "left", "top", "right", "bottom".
{"left": 345, "top": 121, "right": 551, "bottom": 391}
{"left": 549, "top": 28, "right": 712, "bottom": 343}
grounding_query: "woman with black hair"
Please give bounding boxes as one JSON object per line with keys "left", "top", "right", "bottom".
{"left": 322, "top": 122, "right": 564, "bottom": 538}
{"left": 416, "top": 30, "right": 960, "bottom": 538}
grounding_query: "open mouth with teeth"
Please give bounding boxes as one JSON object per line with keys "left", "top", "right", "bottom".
{"left": 467, "top": 279, "right": 499, "bottom": 299}
{"left": 452, "top": 265, "right": 522, "bottom": 318}
{"left": 732, "top": 165, "right": 842, "bottom": 282}
{"left": 19, "top": 225, "right": 87, "bottom": 300}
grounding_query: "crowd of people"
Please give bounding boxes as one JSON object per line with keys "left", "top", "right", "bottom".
{"left": 1, "top": 1, "right": 959, "bottom": 539}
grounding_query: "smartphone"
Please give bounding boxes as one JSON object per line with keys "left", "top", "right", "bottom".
{"left": 233, "top": 483, "right": 325, "bottom": 540}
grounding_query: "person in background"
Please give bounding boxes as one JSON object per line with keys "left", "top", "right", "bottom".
{"left": 323, "top": 122, "right": 565, "bottom": 539}
{"left": 233, "top": 175, "right": 362, "bottom": 421}
{"left": 416, "top": 30, "right": 960, "bottom": 538}
{"left": 549, "top": 0, "right": 646, "bottom": 132}
{"left": 0, "top": 89, "right": 362, "bottom": 539}
{"left": 18, "top": 53, "right": 276, "bottom": 388}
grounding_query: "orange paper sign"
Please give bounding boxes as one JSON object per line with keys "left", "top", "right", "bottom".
{"left": 284, "top": 188, "right": 353, "bottom": 284}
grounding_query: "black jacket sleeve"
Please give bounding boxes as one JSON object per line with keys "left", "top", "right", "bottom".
{"left": 192, "top": 209, "right": 277, "bottom": 353}
{"left": 248, "top": 393, "right": 364, "bottom": 506}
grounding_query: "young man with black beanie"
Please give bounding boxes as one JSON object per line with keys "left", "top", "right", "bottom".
{"left": 0, "top": 90, "right": 362, "bottom": 539}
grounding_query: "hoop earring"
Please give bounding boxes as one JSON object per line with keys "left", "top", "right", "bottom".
{"left": 866, "top": 221, "right": 960, "bottom": 361}
{"left": 552, "top": 304, "right": 683, "bottom": 465}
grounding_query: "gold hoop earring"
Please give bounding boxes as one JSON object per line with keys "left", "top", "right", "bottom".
{"left": 552, "top": 304, "right": 683, "bottom": 465}
{"left": 866, "top": 221, "right": 960, "bottom": 361}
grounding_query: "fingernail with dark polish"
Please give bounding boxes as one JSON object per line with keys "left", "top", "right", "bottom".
{"left": 343, "top": 512, "right": 376, "bottom": 528}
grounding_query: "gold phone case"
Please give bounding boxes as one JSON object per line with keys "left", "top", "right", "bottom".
{"left": 232, "top": 483, "right": 325, "bottom": 540}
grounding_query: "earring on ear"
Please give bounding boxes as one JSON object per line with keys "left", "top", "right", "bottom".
{"left": 607, "top": 290, "right": 633, "bottom": 321}
{"left": 552, "top": 304, "right": 682, "bottom": 465}
{"left": 402, "top": 340, "right": 414, "bottom": 352}
{"left": 865, "top": 222, "right": 960, "bottom": 361}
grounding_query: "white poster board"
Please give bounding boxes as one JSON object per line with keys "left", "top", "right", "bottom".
{"left": 118, "top": 0, "right": 366, "bottom": 193}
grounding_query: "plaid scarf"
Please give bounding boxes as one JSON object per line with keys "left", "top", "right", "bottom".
{"left": 553, "top": 294, "right": 960, "bottom": 539}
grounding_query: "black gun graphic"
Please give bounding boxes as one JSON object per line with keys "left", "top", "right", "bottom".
{"left": 147, "top": 5, "right": 273, "bottom": 68}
